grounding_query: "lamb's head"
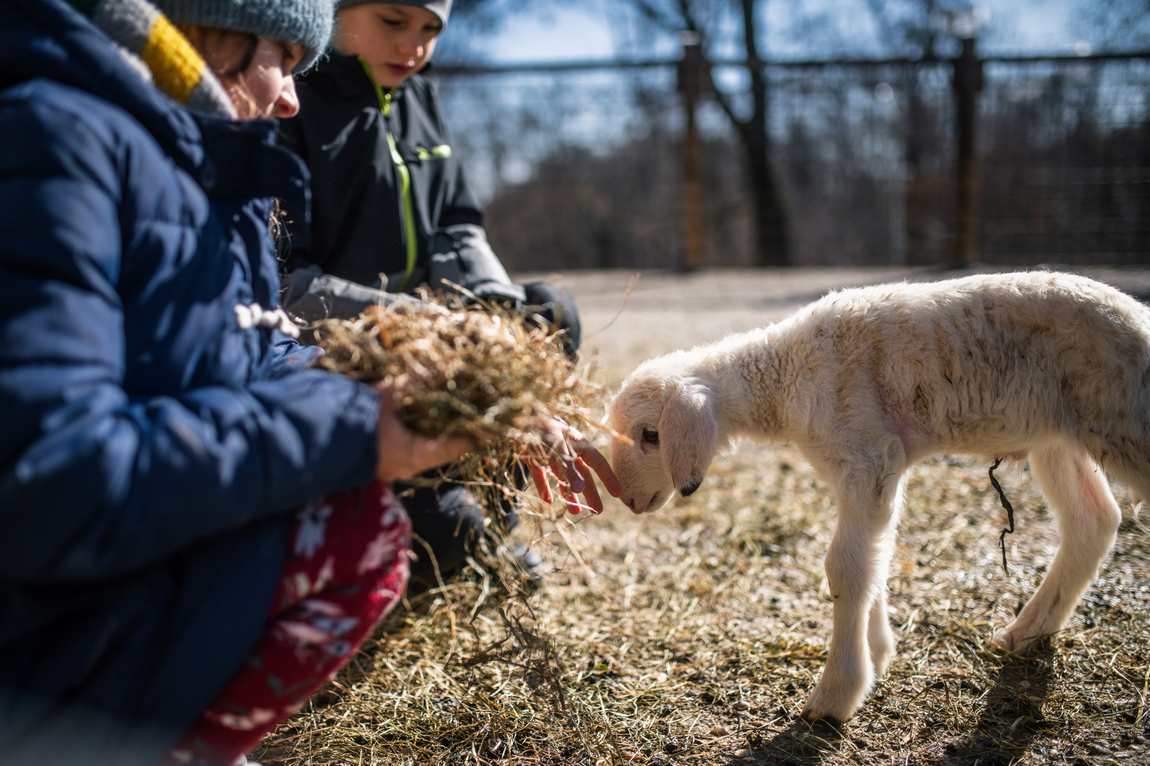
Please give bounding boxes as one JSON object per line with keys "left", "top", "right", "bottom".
{"left": 607, "top": 362, "right": 719, "bottom": 514}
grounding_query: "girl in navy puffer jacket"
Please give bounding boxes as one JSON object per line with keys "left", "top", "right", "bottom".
{"left": 0, "top": 0, "right": 495, "bottom": 763}
{"left": 0, "top": 1, "right": 617, "bottom": 761}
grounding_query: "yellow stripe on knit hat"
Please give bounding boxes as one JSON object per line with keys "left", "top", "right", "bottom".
{"left": 140, "top": 13, "right": 207, "bottom": 105}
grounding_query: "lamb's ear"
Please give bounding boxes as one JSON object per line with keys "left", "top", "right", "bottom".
{"left": 658, "top": 380, "right": 718, "bottom": 497}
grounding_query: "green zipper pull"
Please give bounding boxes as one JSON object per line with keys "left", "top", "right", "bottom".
{"left": 415, "top": 144, "right": 453, "bottom": 161}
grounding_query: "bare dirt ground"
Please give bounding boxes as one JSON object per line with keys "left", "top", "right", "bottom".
{"left": 262, "top": 266, "right": 1150, "bottom": 766}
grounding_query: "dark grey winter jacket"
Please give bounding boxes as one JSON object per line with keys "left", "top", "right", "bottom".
{"left": 280, "top": 52, "right": 523, "bottom": 318}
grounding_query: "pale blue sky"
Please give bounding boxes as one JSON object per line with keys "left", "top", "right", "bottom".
{"left": 477, "top": 0, "right": 1083, "bottom": 64}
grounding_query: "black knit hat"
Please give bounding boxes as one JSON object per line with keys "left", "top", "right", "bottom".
{"left": 337, "top": 0, "right": 452, "bottom": 27}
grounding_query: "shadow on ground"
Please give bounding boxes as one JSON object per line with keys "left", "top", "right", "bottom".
{"left": 727, "top": 718, "right": 846, "bottom": 766}
{"left": 723, "top": 645, "right": 1055, "bottom": 766}
{"left": 931, "top": 644, "right": 1056, "bottom": 766}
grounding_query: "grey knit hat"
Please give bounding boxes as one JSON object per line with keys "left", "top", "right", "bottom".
{"left": 151, "top": 0, "right": 336, "bottom": 71}
{"left": 337, "top": 0, "right": 452, "bottom": 27}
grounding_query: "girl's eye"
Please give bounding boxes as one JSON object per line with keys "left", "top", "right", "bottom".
{"left": 381, "top": 17, "right": 403, "bottom": 28}
{"left": 640, "top": 427, "right": 660, "bottom": 448}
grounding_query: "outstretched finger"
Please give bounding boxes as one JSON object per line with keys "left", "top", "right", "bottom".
{"left": 557, "top": 479, "right": 582, "bottom": 515}
{"left": 550, "top": 455, "right": 585, "bottom": 494}
{"left": 529, "top": 462, "right": 553, "bottom": 504}
{"left": 574, "top": 445, "right": 622, "bottom": 498}
{"left": 574, "top": 458, "right": 603, "bottom": 514}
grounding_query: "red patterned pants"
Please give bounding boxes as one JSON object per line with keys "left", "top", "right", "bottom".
{"left": 170, "top": 481, "right": 411, "bottom": 765}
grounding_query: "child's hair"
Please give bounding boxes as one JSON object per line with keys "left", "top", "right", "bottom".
{"left": 178, "top": 25, "right": 262, "bottom": 119}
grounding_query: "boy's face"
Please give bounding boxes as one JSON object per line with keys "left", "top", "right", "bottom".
{"left": 336, "top": 4, "right": 444, "bottom": 89}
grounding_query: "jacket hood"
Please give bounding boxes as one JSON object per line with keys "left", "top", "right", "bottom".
{"left": 1, "top": 0, "right": 207, "bottom": 176}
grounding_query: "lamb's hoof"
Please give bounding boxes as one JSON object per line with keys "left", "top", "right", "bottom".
{"left": 800, "top": 686, "right": 862, "bottom": 724}
{"left": 800, "top": 706, "right": 845, "bottom": 725}
{"left": 990, "top": 630, "right": 1016, "bottom": 653}
{"left": 992, "top": 624, "right": 1043, "bottom": 655}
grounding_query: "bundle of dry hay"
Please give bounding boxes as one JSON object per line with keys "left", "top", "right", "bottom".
{"left": 312, "top": 295, "right": 603, "bottom": 509}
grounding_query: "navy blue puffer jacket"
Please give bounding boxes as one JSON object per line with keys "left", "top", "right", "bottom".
{"left": 0, "top": 1, "right": 382, "bottom": 762}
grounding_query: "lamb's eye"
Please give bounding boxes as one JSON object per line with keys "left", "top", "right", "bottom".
{"left": 640, "top": 427, "right": 660, "bottom": 448}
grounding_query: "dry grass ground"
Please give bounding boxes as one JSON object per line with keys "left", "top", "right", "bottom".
{"left": 260, "top": 266, "right": 1150, "bottom": 766}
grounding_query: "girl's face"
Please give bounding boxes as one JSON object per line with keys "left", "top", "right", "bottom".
{"left": 335, "top": 4, "right": 444, "bottom": 89}
{"left": 183, "top": 27, "right": 304, "bottom": 119}
{"left": 238, "top": 37, "right": 304, "bottom": 119}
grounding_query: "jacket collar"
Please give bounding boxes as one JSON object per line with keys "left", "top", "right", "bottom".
{"left": 197, "top": 117, "right": 310, "bottom": 222}
{"left": 303, "top": 50, "right": 411, "bottom": 104}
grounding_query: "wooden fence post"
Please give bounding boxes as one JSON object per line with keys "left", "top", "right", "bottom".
{"left": 677, "top": 34, "right": 707, "bottom": 272}
{"left": 952, "top": 35, "right": 983, "bottom": 268}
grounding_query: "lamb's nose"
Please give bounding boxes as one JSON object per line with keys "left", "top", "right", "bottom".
{"left": 624, "top": 497, "right": 636, "bottom": 512}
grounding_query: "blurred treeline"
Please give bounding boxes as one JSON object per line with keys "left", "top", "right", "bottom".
{"left": 431, "top": 0, "right": 1150, "bottom": 270}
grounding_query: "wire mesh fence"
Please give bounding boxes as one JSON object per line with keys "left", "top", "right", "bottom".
{"left": 978, "top": 56, "right": 1150, "bottom": 265}
{"left": 435, "top": 49, "right": 1150, "bottom": 270}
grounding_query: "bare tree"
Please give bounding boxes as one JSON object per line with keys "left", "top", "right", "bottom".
{"left": 620, "top": 0, "right": 791, "bottom": 266}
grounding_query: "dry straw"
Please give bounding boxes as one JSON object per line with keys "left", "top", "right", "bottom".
{"left": 311, "top": 294, "right": 604, "bottom": 510}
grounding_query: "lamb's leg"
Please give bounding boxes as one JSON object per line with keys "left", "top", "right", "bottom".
{"left": 994, "top": 442, "right": 1120, "bottom": 653}
{"left": 867, "top": 590, "right": 895, "bottom": 676}
{"left": 802, "top": 469, "right": 903, "bottom": 722}
{"left": 869, "top": 474, "right": 906, "bottom": 678}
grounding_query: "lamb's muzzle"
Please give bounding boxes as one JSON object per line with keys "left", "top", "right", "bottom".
{"left": 607, "top": 270, "right": 1150, "bottom": 722}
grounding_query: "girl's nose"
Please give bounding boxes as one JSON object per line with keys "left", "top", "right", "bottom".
{"left": 273, "top": 76, "right": 300, "bottom": 119}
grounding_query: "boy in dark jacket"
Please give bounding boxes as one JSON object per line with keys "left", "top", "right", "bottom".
{"left": 281, "top": 0, "right": 582, "bottom": 589}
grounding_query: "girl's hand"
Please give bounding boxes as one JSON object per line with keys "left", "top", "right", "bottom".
{"left": 527, "top": 419, "right": 622, "bottom": 515}
{"left": 375, "top": 383, "right": 472, "bottom": 482}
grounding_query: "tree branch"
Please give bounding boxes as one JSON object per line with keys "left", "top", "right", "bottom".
{"left": 707, "top": 80, "right": 751, "bottom": 143}
{"left": 624, "top": 0, "right": 687, "bottom": 33}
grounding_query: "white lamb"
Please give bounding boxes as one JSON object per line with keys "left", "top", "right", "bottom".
{"left": 607, "top": 271, "right": 1150, "bottom": 722}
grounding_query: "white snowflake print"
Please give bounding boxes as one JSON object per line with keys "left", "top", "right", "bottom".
{"left": 357, "top": 530, "right": 398, "bottom": 575}
{"left": 294, "top": 502, "right": 333, "bottom": 559}
{"left": 276, "top": 598, "right": 360, "bottom": 653}
{"left": 283, "top": 556, "right": 335, "bottom": 603}
{"left": 276, "top": 618, "right": 336, "bottom": 648}
{"left": 379, "top": 503, "right": 403, "bottom": 528}
{"left": 205, "top": 706, "right": 278, "bottom": 731}
{"left": 376, "top": 485, "right": 396, "bottom": 506}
